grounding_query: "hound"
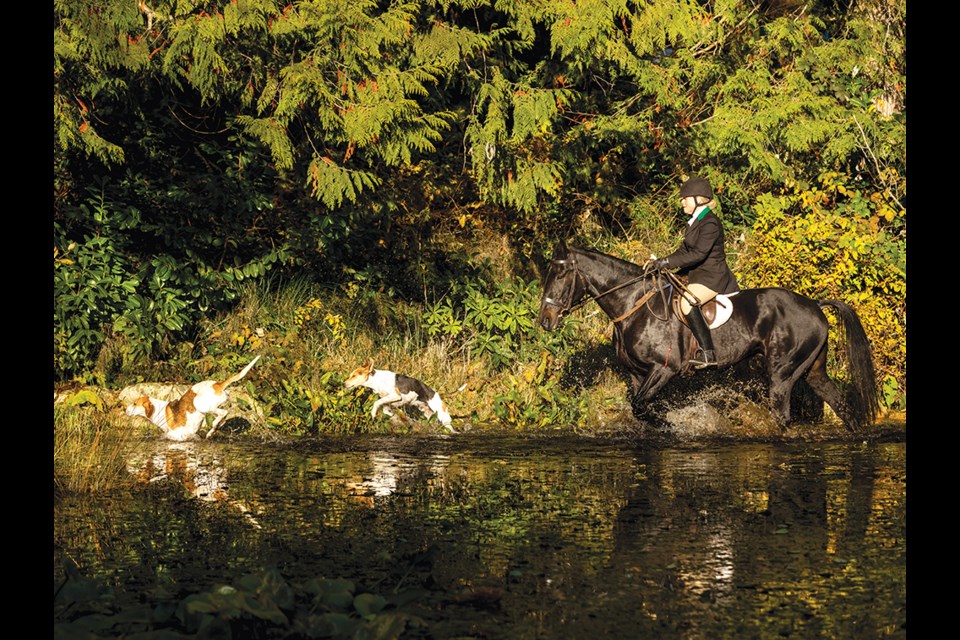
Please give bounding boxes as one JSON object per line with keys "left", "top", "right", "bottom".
{"left": 126, "top": 355, "right": 261, "bottom": 441}
{"left": 344, "top": 358, "right": 455, "bottom": 432}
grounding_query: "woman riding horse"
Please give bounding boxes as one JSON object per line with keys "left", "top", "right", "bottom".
{"left": 538, "top": 244, "right": 879, "bottom": 431}
{"left": 649, "top": 175, "right": 739, "bottom": 369}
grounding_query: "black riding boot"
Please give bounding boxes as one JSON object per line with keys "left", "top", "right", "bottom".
{"left": 685, "top": 306, "right": 717, "bottom": 368}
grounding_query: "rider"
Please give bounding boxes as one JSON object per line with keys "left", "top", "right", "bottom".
{"left": 649, "top": 174, "right": 740, "bottom": 368}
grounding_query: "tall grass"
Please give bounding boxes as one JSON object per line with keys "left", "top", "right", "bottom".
{"left": 181, "top": 271, "right": 618, "bottom": 434}
{"left": 54, "top": 400, "right": 135, "bottom": 495}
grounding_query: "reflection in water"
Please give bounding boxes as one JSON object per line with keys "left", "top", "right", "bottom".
{"left": 658, "top": 451, "right": 738, "bottom": 602}
{"left": 345, "top": 450, "right": 452, "bottom": 503}
{"left": 125, "top": 440, "right": 262, "bottom": 529}
{"left": 55, "top": 437, "right": 906, "bottom": 639}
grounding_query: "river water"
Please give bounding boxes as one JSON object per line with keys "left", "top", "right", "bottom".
{"left": 54, "top": 434, "right": 906, "bottom": 638}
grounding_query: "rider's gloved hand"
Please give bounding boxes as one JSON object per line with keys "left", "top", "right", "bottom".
{"left": 652, "top": 258, "right": 670, "bottom": 270}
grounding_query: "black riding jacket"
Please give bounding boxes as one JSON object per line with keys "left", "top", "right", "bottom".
{"left": 663, "top": 210, "right": 740, "bottom": 295}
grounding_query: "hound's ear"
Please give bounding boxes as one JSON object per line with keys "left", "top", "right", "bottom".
{"left": 364, "top": 358, "right": 374, "bottom": 371}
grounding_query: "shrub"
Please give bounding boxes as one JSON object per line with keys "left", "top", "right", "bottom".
{"left": 426, "top": 275, "right": 578, "bottom": 370}
{"left": 738, "top": 172, "right": 905, "bottom": 408}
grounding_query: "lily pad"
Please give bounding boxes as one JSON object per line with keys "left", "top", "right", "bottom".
{"left": 354, "top": 593, "right": 387, "bottom": 617}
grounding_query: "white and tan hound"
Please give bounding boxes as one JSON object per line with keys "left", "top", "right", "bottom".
{"left": 126, "top": 355, "right": 261, "bottom": 441}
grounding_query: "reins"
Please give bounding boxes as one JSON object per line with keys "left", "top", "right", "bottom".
{"left": 611, "top": 287, "right": 661, "bottom": 323}
{"left": 546, "top": 255, "right": 677, "bottom": 323}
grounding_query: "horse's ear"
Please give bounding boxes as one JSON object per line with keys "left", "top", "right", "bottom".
{"left": 558, "top": 239, "right": 569, "bottom": 253}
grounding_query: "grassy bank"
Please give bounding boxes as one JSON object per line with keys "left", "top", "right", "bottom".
{"left": 54, "top": 396, "right": 135, "bottom": 495}
{"left": 62, "top": 270, "right": 906, "bottom": 443}
{"left": 134, "top": 274, "right": 635, "bottom": 437}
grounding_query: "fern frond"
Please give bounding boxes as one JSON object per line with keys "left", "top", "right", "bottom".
{"left": 306, "top": 156, "right": 381, "bottom": 209}
{"left": 235, "top": 116, "right": 296, "bottom": 170}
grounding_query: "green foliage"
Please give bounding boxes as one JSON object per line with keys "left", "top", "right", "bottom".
{"left": 739, "top": 171, "right": 906, "bottom": 408}
{"left": 305, "top": 156, "right": 382, "bottom": 210}
{"left": 491, "top": 353, "right": 592, "bottom": 429}
{"left": 54, "top": 189, "right": 144, "bottom": 380}
{"left": 262, "top": 371, "right": 372, "bottom": 436}
{"left": 53, "top": 179, "right": 285, "bottom": 381}
{"left": 54, "top": 0, "right": 905, "bottom": 224}
{"left": 426, "top": 275, "right": 575, "bottom": 370}
{"left": 420, "top": 275, "right": 601, "bottom": 428}
{"left": 55, "top": 565, "right": 427, "bottom": 639}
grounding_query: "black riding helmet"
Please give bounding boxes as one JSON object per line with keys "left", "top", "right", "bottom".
{"left": 679, "top": 175, "right": 714, "bottom": 201}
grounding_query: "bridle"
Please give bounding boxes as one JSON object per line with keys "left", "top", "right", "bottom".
{"left": 542, "top": 253, "right": 673, "bottom": 322}
{"left": 540, "top": 257, "right": 589, "bottom": 316}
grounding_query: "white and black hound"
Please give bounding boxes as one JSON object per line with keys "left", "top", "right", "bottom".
{"left": 344, "top": 358, "right": 455, "bottom": 432}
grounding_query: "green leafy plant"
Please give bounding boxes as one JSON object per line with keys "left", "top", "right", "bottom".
{"left": 427, "top": 276, "right": 578, "bottom": 371}
{"left": 54, "top": 189, "right": 145, "bottom": 381}
{"left": 881, "top": 375, "right": 904, "bottom": 412}
{"left": 491, "top": 353, "right": 593, "bottom": 430}
{"left": 739, "top": 171, "right": 905, "bottom": 409}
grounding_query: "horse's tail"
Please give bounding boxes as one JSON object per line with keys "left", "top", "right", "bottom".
{"left": 819, "top": 300, "right": 879, "bottom": 429}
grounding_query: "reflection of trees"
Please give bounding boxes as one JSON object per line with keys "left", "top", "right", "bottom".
{"left": 600, "top": 444, "right": 905, "bottom": 638}
{"left": 55, "top": 439, "right": 905, "bottom": 637}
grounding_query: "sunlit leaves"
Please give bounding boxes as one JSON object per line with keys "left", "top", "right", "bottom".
{"left": 739, "top": 172, "right": 905, "bottom": 406}
{"left": 307, "top": 157, "right": 381, "bottom": 209}
{"left": 235, "top": 115, "right": 296, "bottom": 170}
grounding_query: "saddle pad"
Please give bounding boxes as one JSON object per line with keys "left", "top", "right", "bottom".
{"left": 707, "top": 292, "right": 738, "bottom": 329}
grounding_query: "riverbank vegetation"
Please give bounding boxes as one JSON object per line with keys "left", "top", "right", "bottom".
{"left": 54, "top": 394, "right": 135, "bottom": 495}
{"left": 54, "top": 0, "right": 906, "bottom": 441}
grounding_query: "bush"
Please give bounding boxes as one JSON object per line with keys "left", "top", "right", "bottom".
{"left": 426, "top": 275, "right": 577, "bottom": 370}
{"left": 738, "top": 172, "right": 906, "bottom": 409}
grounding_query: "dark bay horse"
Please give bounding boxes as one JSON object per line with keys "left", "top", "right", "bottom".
{"left": 538, "top": 244, "right": 878, "bottom": 431}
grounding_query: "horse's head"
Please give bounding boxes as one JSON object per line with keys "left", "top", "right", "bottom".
{"left": 538, "top": 243, "right": 588, "bottom": 331}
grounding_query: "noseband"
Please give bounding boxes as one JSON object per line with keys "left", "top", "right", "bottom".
{"left": 541, "top": 257, "right": 588, "bottom": 314}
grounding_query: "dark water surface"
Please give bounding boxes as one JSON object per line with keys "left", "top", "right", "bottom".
{"left": 55, "top": 435, "right": 906, "bottom": 638}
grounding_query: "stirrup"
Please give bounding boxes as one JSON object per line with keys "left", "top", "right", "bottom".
{"left": 689, "top": 349, "right": 717, "bottom": 369}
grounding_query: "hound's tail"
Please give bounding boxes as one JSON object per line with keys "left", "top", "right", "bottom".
{"left": 222, "top": 355, "right": 262, "bottom": 388}
{"left": 442, "top": 382, "right": 469, "bottom": 397}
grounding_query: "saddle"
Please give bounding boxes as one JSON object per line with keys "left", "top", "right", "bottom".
{"left": 672, "top": 291, "right": 739, "bottom": 329}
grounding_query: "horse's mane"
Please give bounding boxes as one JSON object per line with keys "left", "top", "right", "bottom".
{"left": 570, "top": 245, "right": 648, "bottom": 276}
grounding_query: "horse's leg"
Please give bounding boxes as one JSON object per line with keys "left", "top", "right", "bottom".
{"left": 802, "top": 345, "right": 855, "bottom": 430}
{"left": 767, "top": 374, "right": 794, "bottom": 427}
{"left": 765, "top": 349, "right": 814, "bottom": 428}
{"left": 626, "top": 366, "right": 677, "bottom": 423}
{"left": 635, "top": 366, "right": 677, "bottom": 402}
{"left": 766, "top": 332, "right": 831, "bottom": 428}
